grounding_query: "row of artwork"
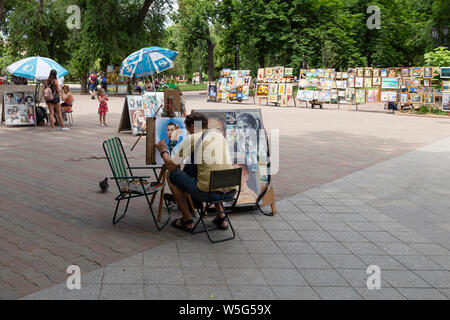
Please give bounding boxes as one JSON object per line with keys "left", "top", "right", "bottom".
{"left": 299, "top": 77, "right": 444, "bottom": 90}
{"left": 257, "top": 67, "right": 295, "bottom": 83}
{"left": 296, "top": 88, "right": 443, "bottom": 105}
{"left": 301, "top": 67, "right": 450, "bottom": 79}
{"left": 3, "top": 92, "right": 36, "bottom": 126}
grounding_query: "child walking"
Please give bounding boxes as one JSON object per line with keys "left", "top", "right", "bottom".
{"left": 98, "top": 88, "right": 109, "bottom": 126}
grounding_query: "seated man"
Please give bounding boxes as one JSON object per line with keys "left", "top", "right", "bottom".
{"left": 156, "top": 112, "right": 236, "bottom": 232}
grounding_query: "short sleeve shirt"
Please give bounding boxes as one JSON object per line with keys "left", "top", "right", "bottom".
{"left": 172, "top": 130, "right": 234, "bottom": 192}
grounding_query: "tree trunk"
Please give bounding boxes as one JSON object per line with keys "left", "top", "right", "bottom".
{"left": 81, "top": 74, "right": 88, "bottom": 94}
{"left": 206, "top": 28, "right": 215, "bottom": 82}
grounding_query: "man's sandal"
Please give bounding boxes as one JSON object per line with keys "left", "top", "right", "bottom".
{"left": 212, "top": 215, "right": 229, "bottom": 231}
{"left": 171, "top": 218, "right": 194, "bottom": 232}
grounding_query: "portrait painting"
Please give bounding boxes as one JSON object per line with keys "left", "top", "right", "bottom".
{"left": 155, "top": 118, "right": 187, "bottom": 164}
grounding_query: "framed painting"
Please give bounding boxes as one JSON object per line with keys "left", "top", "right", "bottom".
{"left": 424, "top": 67, "right": 433, "bottom": 78}
{"left": 373, "top": 68, "right": 380, "bottom": 77}
{"left": 285, "top": 84, "right": 294, "bottom": 96}
{"left": 296, "top": 90, "right": 314, "bottom": 101}
{"left": 366, "top": 88, "right": 379, "bottom": 102}
{"left": 345, "top": 88, "right": 356, "bottom": 104}
{"left": 155, "top": 118, "right": 187, "bottom": 164}
{"left": 268, "top": 94, "right": 278, "bottom": 103}
{"left": 404, "top": 78, "right": 412, "bottom": 87}
{"left": 365, "top": 68, "right": 372, "bottom": 77}
{"left": 381, "top": 77, "right": 398, "bottom": 89}
{"left": 257, "top": 68, "right": 265, "bottom": 82}
{"left": 355, "top": 77, "right": 364, "bottom": 88}
{"left": 336, "top": 80, "right": 347, "bottom": 89}
{"left": 424, "top": 93, "right": 435, "bottom": 104}
{"left": 411, "top": 67, "right": 423, "bottom": 77}
{"left": 410, "top": 93, "right": 422, "bottom": 103}
{"left": 256, "top": 84, "right": 268, "bottom": 96}
{"left": 273, "top": 66, "right": 284, "bottom": 76}
{"left": 380, "top": 91, "right": 398, "bottom": 102}
{"left": 380, "top": 68, "right": 388, "bottom": 77}
{"left": 346, "top": 78, "right": 354, "bottom": 88}
{"left": 388, "top": 68, "right": 398, "bottom": 77}
{"left": 318, "top": 90, "right": 331, "bottom": 102}
{"left": 442, "top": 81, "right": 450, "bottom": 92}
{"left": 330, "top": 90, "right": 338, "bottom": 104}
{"left": 3, "top": 91, "right": 36, "bottom": 126}
{"left": 442, "top": 92, "right": 450, "bottom": 111}
{"left": 356, "top": 68, "right": 364, "bottom": 77}
{"left": 356, "top": 89, "right": 366, "bottom": 104}
{"left": 401, "top": 68, "right": 410, "bottom": 77}
{"left": 441, "top": 67, "right": 450, "bottom": 79}
{"left": 400, "top": 93, "right": 409, "bottom": 103}
{"left": 372, "top": 77, "right": 381, "bottom": 86}
{"left": 284, "top": 68, "right": 294, "bottom": 76}
{"left": 268, "top": 83, "right": 278, "bottom": 95}
{"left": 280, "top": 95, "right": 288, "bottom": 107}
{"left": 265, "top": 68, "right": 273, "bottom": 76}
{"left": 423, "top": 79, "right": 432, "bottom": 87}
{"left": 364, "top": 77, "right": 372, "bottom": 88}
{"left": 278, "top": 83, "right": 286, "bottom": 95}
{"left": 412, "top": 79, "right": 421, "bottom": 87}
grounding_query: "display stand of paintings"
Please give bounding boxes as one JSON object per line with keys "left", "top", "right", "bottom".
{"left": 256, "top": 67, "right": 296, "bottom": 107}
{"left": 2, "top": 90, "right": 36, "bottom": 126}
{"left": 118, "top": 92, "right": 164, "bottom": 136}
{"left": 107, "top": 65, "right": 129, "bottom": 95}
{"left": 191, "top": 109, "right": 276, "bottom": 213}
{"left": 214, "top": 69, "right": 255, "bottom": 105}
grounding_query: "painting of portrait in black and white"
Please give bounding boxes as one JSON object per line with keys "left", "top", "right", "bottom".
{"left": 198, "top": 109, "right": 269, "bottom": 206}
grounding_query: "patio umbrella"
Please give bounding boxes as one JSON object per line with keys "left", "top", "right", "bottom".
{"left": 6, "top": 56, "right": 68, "bottom": 80}
{"left": 120, "top": 46, "right": 178, "bottom": 78}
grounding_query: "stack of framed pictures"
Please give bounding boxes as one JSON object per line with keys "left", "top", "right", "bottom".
{"left": 118, "top": 92, "right": 164, "bottom": 135}
{"left": 106, "top": 65, "right": 128, "bottom": 95}
{"left": 216, "top": 70, "right": 252, "bottom": 103}
{"left": 3, "top": 91, "right": 36, "bottom": 126}
{"left": 257, "top": 67, "right": 295, "bottom": 106}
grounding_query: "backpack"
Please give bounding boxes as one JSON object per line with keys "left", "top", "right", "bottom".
{"left": 44, "top": 81, "right": 55, "bottom": 101}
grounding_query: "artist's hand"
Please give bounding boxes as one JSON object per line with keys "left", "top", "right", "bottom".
{"left": 156, "top": 140, "right": 168, "bottom": 153}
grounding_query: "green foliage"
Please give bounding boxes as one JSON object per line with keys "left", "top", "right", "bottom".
{"left": 424, "top": 47, "right": 450, "bottom": 67}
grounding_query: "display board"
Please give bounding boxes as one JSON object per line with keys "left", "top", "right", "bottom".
{"left": 107, "top": 65, "right": 128, "bottom": 94}
{"left": 193, "top": 109, "right": 276, "bottom": 212}
{"left": 214, "top": 69, "right": 253, "bottom": 104}
{"left": 296, "top": 67, "right": 448, "bottom": 110}
{"left": 256, "top": 67, "right": 295, "bottom": 106}
{"left": 118, "top": 92, "right": 164, "bottom": 135}
{"left": 2, "top": 91, "right": 36, "bottom": 126}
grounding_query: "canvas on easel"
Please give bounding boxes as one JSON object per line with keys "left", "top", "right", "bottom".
{"left": 193, "top": 109, "right": 277, "bottom": 213}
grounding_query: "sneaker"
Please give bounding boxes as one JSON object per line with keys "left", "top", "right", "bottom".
{"left": 101, "top": 123, "right": 105, "bottom": 127}
{"left": 91, "top": 96, "right": 95, "bottom": 100}
{"left": 103, "top": 123, "right": 109, "bottom": 126}
{"left": 61, "top": 127, "right": 70, "bottom": 131}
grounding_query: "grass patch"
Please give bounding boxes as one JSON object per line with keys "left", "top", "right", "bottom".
{"left": 176, "top": 83, "right": 208, "bottom": 91}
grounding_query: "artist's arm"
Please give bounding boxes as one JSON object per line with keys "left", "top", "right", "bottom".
{"left": 156, "top": 140, "right": 179, "bottom": 172}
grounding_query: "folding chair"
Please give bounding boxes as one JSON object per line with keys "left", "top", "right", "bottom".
{"left": 103, "top": 137, "right": 171, "bottom": 231}
{"left": 191, "top": 168, "right": 242, "bottom": 243}
{"left": 63, "top": 99, "right": 74, "bottom": 127}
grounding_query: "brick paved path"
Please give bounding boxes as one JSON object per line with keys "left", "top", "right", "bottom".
{"left": 1, "top": 92, "right": 450, "bottom": 299}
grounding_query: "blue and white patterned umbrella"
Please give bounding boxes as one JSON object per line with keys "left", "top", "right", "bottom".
{"left": 120, "top": 47, "right": 178, "bottom": 78}
{"left": 6, "top": 56, "right": 68, "bottom": 80}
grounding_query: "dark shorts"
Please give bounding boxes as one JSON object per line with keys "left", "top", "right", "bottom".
{"left": 89, "top": 84, "right": 97, "bottom": 91}
{"left": 169, "top": 169, "right": 235, "bottom": 203}
{"left": 46, "top": 98, "right": 60, "bottom": 105}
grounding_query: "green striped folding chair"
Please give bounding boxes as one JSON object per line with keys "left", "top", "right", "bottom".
{"left": 103, "top": 137, "right": 171, "bottom": 231}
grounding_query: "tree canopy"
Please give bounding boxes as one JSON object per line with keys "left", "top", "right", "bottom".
{"left": 0, "top": 0, "right": 448, "bottom": 83}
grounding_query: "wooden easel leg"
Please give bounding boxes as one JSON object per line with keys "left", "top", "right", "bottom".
{"left": 271, "top": 203, "right": 277, "bottom": 214}
{"left": 151, "top": 167, "right": 165, "bottom": 206}
{"left": 157, "top": 173, "right": 166, "bottom": 223}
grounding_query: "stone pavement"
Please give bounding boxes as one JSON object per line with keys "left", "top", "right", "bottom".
{"left": 21, "top": 136, "right": 450, "bottom": 300}
{"left": 1, "top": 91, "right": 450, "bottom": 299}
